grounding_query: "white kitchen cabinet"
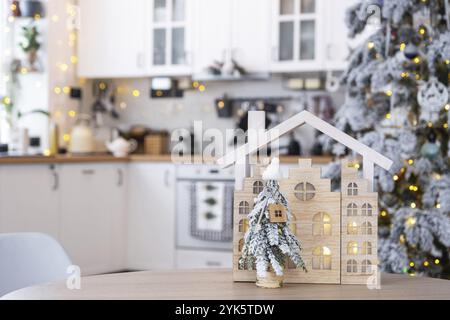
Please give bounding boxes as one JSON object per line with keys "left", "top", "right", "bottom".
{"left": 192, "top": 0, "right": 271, "bottom": 75}
{"left": 127, "top": 162, "right": 175, "bottom": 270}
{"left": 0, "top": 164, "right": 60, "bottom": 239}
{"left": 59, "top": 163, "right": 127, "bottom": 275}
{"left": 147, "top": 0, "right": 194, "bottom": 76}
{"left": 176, "top": 249, "right": 232, "bottom": 269}
{"left": 270, "top": 0, "right": 325, "bottom": 72}
{"left": 77, "top": 0, "right": 147, "bottom": 78}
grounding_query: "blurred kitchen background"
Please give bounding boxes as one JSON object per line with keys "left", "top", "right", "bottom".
{"left": 0, "top": 0, "right": 374, "bottom": 273}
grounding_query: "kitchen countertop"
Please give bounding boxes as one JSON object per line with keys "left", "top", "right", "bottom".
{"left": 0, "top": 154, "right": 333, "bottom": 165}
{"left": 2, "top": 269, "right": 449, "bottom": 300}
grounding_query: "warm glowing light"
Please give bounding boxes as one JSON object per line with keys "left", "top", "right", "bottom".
{"left": 367, "top": 42, "right": 375, "bottom": 49}
{"left": 408, "top": 159, "right": 414, "bottom": 165}
{"left": 43, "top": 149, "right": 51, "bottom": 156}
{"left": 59, "top": 64, "right": 69, "bottom": 72}
{"left": 156, "top": 90, "right": 163, "bottom": 97}
{"left": 192, "top": 81, "right": 199, "bottom": 88}
{"left": 401, "top": 72, "right": 409, "bottom": 78}
{"left": 446, "top": 59, "right": 450, "bottom": 65}
{"left": 217, "top": 100, "right": 225, "bottom": 109}
{"left": 8, "top": 16, "right": 15, "bottom": 23}
{"left": 385, "top": 113, "right": 391, "bottom": 119}
{"left": 436, "top": 203, "right": 441, "bottom": 209}
{"left": 445, "top": 104, "right": 450, "bottom": 111}
{"left": 99, "top": 82, "right": 107, "bottom": 90}
{"left": 424, "top": 261, "right": 429, "bottom": 267}
{"left": 419, "top": 27, "right": 426, "bottom": 35}
{"left": 427, "top": 122, "right": 433, "bottom": 128}
{"left": 380, "top": 210, "right": 387, "bottom": 217}
{"left": 54, "top": 87, "right": 62, "bottom": 94}
{"left": 386, "top": 90, "right": 393, "bottom": 97}
{"left": 410, "top": 203, "right": 417, "bottom": 209}
{"left": 413, "top": 56, "right": 421, "bottom": 64}
{"left": 198, "top": 85, "right": 206, "bottom": 92}
{"left": 400, "top": 167, "right": 406, "bottom": 173}
{"left": 69, "top": 32, "right": 77, "bottom": 42}
{"left": 399, "top": 234, "right": 406, "bottom": 243}
{"left": 393, "top": 175, "right": 399, "bottom": 181}
{"left": 132, "top": 90, "right": 140, "bottom": 97}
{"left": 20, "top": 67, "right": 28, "bottom": 74}
{"left": 399, "top": 43, "right": 406, "bottom": 51}
{"left": 409, "top": 262, "right": 415, "bottom": 267}
{"left": 354, "top": 163, "right": 360, "bottom": 169}
{"left": 444, "top": 123, "right": 449, "bottom": 129}
{"left": 34, "top": 14, "right": 41, "bottom": 20}
{"left": 435, "top": 259, "right": 440, "bottom": 265}
{"left": 63, "top": 134, "right": 71, "bottom": 142}
{"left": 68, "top": 110, "right": 76, "bottom": 118}
{"left": 70, "top": 56, "right": 78, "bottom": 64}
{"left": 407, "top": 216, "right": 416, "bottom": 226}
{"left": 63, "top": 86, "right": 71, "bottom": 94}
{"left": 2, "top": 96, "right": 11, "bottom": 105}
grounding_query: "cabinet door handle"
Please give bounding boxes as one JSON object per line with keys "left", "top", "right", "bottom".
{"left": 164, "top": 170, "right": 171, "bottom": 188}
{"left": 206, "top": 261, "right": 222, "bottom": 267}
{"left": 137, "top": 52, "right": 145, "bottom": 68}
{"left": 117, "top": 168, "right": 124, "bottom": 187}
{"left": 81, "top": 169, "right": 95, "bottom": 175}
{"left": 52, "top": 171, "right": 59, "bottom": 191}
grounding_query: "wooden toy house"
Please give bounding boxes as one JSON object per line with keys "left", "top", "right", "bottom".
{"left": 217, "top": 111, "right": 393, "bottom": 285}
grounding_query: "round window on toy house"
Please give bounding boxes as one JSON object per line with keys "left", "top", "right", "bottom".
{"left": 253, "top": 181, "right": 264, "bottom": 194}
{"left": 294, "top": 182, "right": 316, "bottom": 201}
{"left": 238, "top": 201, "right": 250, "bottom": 215}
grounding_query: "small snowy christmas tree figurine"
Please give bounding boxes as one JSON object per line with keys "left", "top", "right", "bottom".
{"left": 239, "top": 158, "right": 306, "bottom": 288}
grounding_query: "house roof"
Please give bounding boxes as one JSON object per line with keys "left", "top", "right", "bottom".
{"left": 217, "top": 110, "right": 393, "bottom": 170}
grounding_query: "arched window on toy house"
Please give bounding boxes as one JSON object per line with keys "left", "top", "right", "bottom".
{"left": 238, "top": 239, "right": 244, "bottom": 252}
{"left": 238, "top": 201, "right": 250, "bottom": 215}
{"left": 362, "top": 203, "right": 373, "bottom": 216}
{"left": 238, "top": 219, "right": 249, "bottom": 233}
{"left": 362, "top": 241, "right": 372, "bottom": 255}
{"left": 347, "top": 241, "right": 358, "bottom": 255}
{"left": 361, "top": 222, "right": 373, "bottom": 235}
{"left": 253, "top": 181, "right": 264, "bottom": 194}
{"left": 347, "top": 182, "right": 358, "bottom": 196}
{"left": 294, "top": 182, "right": 316, "bottom": 201}
{"left": 347, "top": 221, "right": 358, "bottom": 235}
{"left": 312, "top": 212, "right": 331, "bottom": 236}
{"left": 347, "top": 203, "right": 358, "bottom": 216}
{"left": 347, "top": 259, "right": 357, "bottom": 273}
{"left": 361, "top": 260, "right": 373, "bottom": 274}
{"left": 312, "top": 246, "right": 331, "bottom": 270}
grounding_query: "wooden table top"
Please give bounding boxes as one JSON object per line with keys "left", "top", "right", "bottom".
{"left": 2, "top": 269, "right": 449, "bottom": 300}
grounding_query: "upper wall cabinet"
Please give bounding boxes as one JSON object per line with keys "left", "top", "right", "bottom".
{"left": 148, "top": 0, "right": 193, "bottom": 76}
{"left": 192, "top": 0, "right": 271, "bottom": 76}
{"left": 270, "top": 0, "right": 355, "bottom": 73}
{"left": 77, "top": 0, "right": 147, "bottom": 78}
{"left": 270, "top": 0, "right": 324, "bottom": 72}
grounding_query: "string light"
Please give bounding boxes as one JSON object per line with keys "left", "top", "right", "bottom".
{"left": 399, "top": 234, "right": 406, "bottom": 243}
{"left": 393, "top": 175, "right": 399, "bottom": 181}
{"left": 401, "top": 72, "right": 409, "bottom": 78}
{"left": 408, "top": 159, "right": 414, "bottom": 165}
{"left": 70, "top": 55, "right": 78, "bottom": 64}
{"left": 192, "top": 81, "right": 199, "bottom": 88}
{"left": 43, "top": 149, "right": 51, "bottom": 156}
{"left": 385, "top": 113, "right": 392, "bottom": 119}
{"left": 436, "top": 203, "right": 441, "bottom": 209}
{"left": 413, "top": 56, "right": 421, "bottom": 64}
{"left": 427, "top": 122, "right": 433, "bottom": 128}
{"left": 444, "top": 123, "right": 449, "bottom": 129}
{"left": 198, "top": 84, "right": 206, "bottom": 92}
{"left": 444, "top": 104, "right": 450, "bottom": 111}
{"left": 435, "top": 259, "right": 440, "bottom": 265}
{"left": 132, "top": 90, "right": 140, "bottom": 97}
{"left": 63, "top": 134, "right": 71, "bottom": 142}
{"left": 385, "top": 90, "right": 393, "bottom": 97}
{"left": 367, "top": 42, "right": 375, "bottom": 49}
{"left": 399, "top": 43, "right": 406, "bottom": 51}
{"left": 407, "top": 216, "right": 416, "bottom": 226}
{"left": 418, "top": 27, "right": 426, "bottom": 35}
{"left": 410, "top": 202, "right": 417, "bottom": 209}
{"left": 424, "top": 261, "right": 429, "bottom": 267}
{"left": 54, "top": 87, "right": 62, "bottom": 94}
{"left": 354, "top": 163, "right": 360, "bottom": 169}
{"left": 409, "top": 262, "right": 415, "bottom": 267}
{"left": 63, "top": 86, "right": 70, "bottom": 94}
{"left": 380, "top": 210, "right": 387, "bottom": 217}
{"left": 20, "top": 67, "right": 28, "bottom": 74}
{"left": 59, "top": 63, "right": 69, "bottom": 72}
{"left": 2, "top": 96, "right": 11, "bottom": 105}
{"left": 68, "top": 110, "right": 76, "bottom": 118}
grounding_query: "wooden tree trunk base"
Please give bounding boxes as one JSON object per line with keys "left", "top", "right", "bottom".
{"left": 256, "top": 271, "right": 283, "bottom": 289}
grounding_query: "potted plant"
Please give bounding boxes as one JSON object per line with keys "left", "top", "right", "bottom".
{"left": 19, "top": 24, "right": 41, "bottom": 71}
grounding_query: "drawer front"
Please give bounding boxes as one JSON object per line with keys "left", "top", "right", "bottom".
{"left": 176, "top": 250, "right": 232, "bottom": 269}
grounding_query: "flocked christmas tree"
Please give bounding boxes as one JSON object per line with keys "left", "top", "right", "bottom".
{"left": 239, "top": 158, "right": 306, "bottom": 284}
{"left": 321, "top": 0, "right": 450, "bottom": 278}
